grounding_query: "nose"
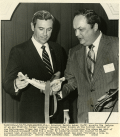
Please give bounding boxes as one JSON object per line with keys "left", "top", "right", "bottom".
{"left": 75, "top": 29, "right": 81, "bottom": 37}
{"left": 43, "top": 29, "right": 47, "bottom": 36}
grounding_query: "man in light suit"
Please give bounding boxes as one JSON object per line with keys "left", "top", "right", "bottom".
{"left": 3, "top": 10, "right": 70, "bottom": 123}
{"left": 58, "top": 9, "right": 118, "bottom": 123}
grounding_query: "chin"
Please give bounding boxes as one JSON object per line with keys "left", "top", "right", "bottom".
{"left": 79, "top": 39, "right": 84, "bottom": 44}
{"left": 41, "top": 40, "right": 47, "bottom": 44}
{"left": 80, "top": 41, "right": 85, "bottom": 45}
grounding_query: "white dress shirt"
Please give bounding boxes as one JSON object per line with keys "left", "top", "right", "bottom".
{"left": 86, "top": 31, "right": 102, "bottom": 61}
{"left": 31, "top": 36, "right": 54, "bottom": 71}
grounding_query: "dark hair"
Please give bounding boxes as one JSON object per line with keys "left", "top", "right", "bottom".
{"left": 32, "top": 10, "right": 55, "bottom": 27}
{"left": 74, "top": 8, "right": 101, "bottom": 29}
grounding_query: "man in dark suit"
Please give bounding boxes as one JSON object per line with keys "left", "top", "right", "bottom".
{"left": 3, "top": 10, "right": 70, "bottom": 123}
{"left": 57, "top": 9, "right": 118, "bottom": 123}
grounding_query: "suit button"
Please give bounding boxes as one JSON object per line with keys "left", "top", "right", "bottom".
{"left": 91, "top": 105, "right": 94, "bottom": 107}
{"left": 91, "top": 89, "right": 95, "bottom": 92}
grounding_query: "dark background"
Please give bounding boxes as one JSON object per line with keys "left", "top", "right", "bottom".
{"left": 1, "top": 3, "right": 118, "bottom": 123}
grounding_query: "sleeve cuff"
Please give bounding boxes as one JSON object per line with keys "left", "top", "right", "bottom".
{"left": 56, "top": 91, "right": 63, "bottom": 100}
{"left": 58, "top": 90, "right": 63, "bottom": 98}
{"left": 14, "top": 79, "right": 19, "bottom": 93}
{"left": 63, "top": 109, "right": 69, "bottom": 111}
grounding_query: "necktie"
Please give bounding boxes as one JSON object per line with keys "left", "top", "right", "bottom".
{"left": 41, "top": 45, "right": 53, "bottom": 75}
{"left": 87, "top": 44, "right": 95, "bottom": 81}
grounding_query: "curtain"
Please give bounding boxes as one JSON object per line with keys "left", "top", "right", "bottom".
{"left": 2, "top": 3, "right": 118, "bottom": 123}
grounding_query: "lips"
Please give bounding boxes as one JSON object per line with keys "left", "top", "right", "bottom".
{"left": 41, "top": 37, "right": 48, "bottom": 41}
{"left": 41, "top": 37, "right": 47, "bottom": 39}
{"left": 78, "top": 38, "right": 82, "bottom": 41}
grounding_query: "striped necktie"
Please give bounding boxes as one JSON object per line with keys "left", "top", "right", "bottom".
{"left": 87, "top": 44, "right": 95, "bottom": 81}
{"left": 41, "top": 45, "right": 53, "bottom": 75}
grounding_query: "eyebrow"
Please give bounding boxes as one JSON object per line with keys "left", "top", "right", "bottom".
{"left": 74, "top": 27, "right": 83, "bottom": 30}
{"left": 38, "top": 27, "right": 53, "bottom": 29}
{"left": 77, "top": 27, "right": 83, "bottom": 29}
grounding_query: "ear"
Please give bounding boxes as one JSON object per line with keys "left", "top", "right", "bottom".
{"left": 93, "top": 23, "right": 98, "bottom": 32}
{"left": 31, "top": 22, "right": 34, "bottom": 32}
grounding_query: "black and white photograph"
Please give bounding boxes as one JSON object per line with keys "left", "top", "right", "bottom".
{"left": 0, "top": 0, "right": 119, "bottom": 136}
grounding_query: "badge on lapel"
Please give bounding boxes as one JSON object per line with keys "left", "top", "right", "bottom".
{"left": 103, "top": 63, "right": 115, "bottom": 73}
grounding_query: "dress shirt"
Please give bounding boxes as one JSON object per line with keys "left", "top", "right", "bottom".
{"left": 31, "top": 36, "right": 54, "bottom": 71}
{"left": 14, "top": 79, "right": 19, "bottom": 93}
{"left": 86, "top": 31, "right": 102, "bottom": 61}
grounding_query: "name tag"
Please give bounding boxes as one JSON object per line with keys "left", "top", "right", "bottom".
{"left": 103, "top": 63, "right": 115, "bottom": 73}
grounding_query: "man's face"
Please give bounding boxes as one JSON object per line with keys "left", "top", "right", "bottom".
{"left": 73, "top": 15, "right": 97, "bottom": 46}
{"left": 31, "top": 19, "right": 53, "bottom": 44}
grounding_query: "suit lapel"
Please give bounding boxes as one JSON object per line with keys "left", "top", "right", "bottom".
{"left": 76, "top": 45, "right": 90, "bottom": 83}
{"left": 48, "top": 42, "right": 57, "bottom": 73}
{"left": 27, "top": 39, "right": 49, "bottom": 74}
{"left": 92, "top": 34, "right": 110, "bottom": 83}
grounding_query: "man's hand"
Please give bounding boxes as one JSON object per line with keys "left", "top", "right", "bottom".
{"left": 15, "top": 74, "right": 29, "bottom": 89}
{"left": 40, "top": 77, "right": 65, "bottom": 95}
{"left": 63, "top": 111, "right": 70, "bottom": 124}
{"left": 39, "top": 81, "right": 61, "bottom": 95}
{"left": 50, "top": 77, "right": 65, "bottom": 95}
{"left": 51, "top": 82, "right": 62, "bottom": 95}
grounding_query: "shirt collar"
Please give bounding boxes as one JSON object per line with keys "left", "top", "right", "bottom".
{"left": 92, "top": 31, "right": 102, "bottom": 51}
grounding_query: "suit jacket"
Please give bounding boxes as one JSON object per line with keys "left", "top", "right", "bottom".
{"left": 3, "top": 38, "right": 68, "bottom": 123}
{"left": 62, "top": 34, "right": 119, "bottom": 123}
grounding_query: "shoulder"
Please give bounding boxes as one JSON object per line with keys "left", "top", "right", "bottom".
{"left": 48, "top": 41, "right": 61, "bottom": 48}
{"left": 48, "top": 41, "right": 63, "bottom": 52}
{"left": 13, "top": 40, "right": 30, "bottom": 49}
{"left": 10, "top": 39, "right": 31, "bottom": 53}
{"left": 105, "top": 35, "right": 118, "bottom": 40}
{"left": 103, "top": 34, "right": 119, "bottom": 45}
{"left": 102, "top": 34, "right": 118, "bottom": 44}
{"left": 102, "top": 34, "right": 119, "bottom": 55}
{"left": 69, "top": 44, "right": 82, "bottom": 55}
